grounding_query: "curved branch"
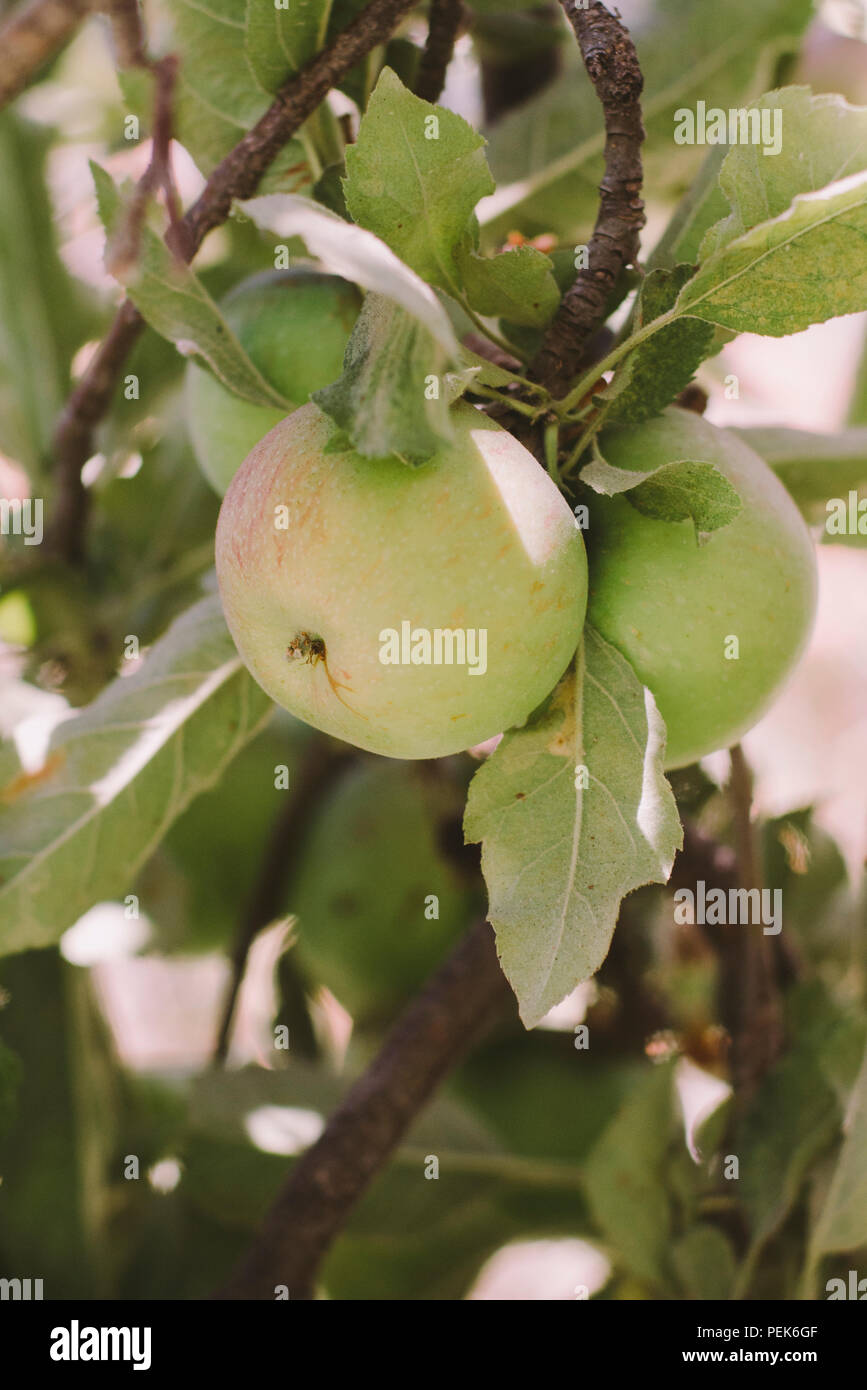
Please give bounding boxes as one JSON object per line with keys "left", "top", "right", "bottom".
{"left": 215, "top": 920, "right": 514, "bottom": 1299}
{"left": 0, "top": 0, "right": 94, "bottom": 111}
{"left": 530, "top": 0, "right": 645, "bottom": 398}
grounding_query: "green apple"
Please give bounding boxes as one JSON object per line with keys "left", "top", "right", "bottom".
{"left": 586, "top": 408, "right": 818, "bottom": 769}
{"left": 216, "top": 400, "right": 588, "bottom": 759}
{"left": 291, "top": 761, "right": 476, "bottom": 1023}
{"left": 185, "top": 267, "right": 361, "bottom": 494}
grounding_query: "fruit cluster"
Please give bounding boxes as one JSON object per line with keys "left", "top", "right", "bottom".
{"left": 196, "top": 271, "right": 817, "bottom": 769}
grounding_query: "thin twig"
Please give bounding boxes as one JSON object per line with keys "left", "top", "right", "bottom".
{"left": 105, "top": 0, "right": 146, "bottom": 64}
{"left": 46, "top": 0, "right": 420, "bottom": 565}
{"left": 0, "top": 0, "right": 94, "bottom": 111}
{"left": 47, "top": 298, "right": 143, "bottom": 564}
{"left": 414, "top": 0, "right": 464, "bottom": 104}
{"left": 103, "top": 1, "right": 188, "bottom": 264}
{"left": 105, "top": 56, "right": 189, "bottom": 276}
{"left": 215, "top": 920, "right": 514, "bottom": 1299}
{"left": 49, "top": 0, "right": 182, "bottom": 562}
{"left": 211, "top": 739, "right": 352, "bottom": 1067}
{"left": 530, "top": 0, "right": 645, "bottom": 398}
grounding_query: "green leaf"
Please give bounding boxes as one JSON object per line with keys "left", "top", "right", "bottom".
{"left": 583, "top": 1062, "right": 678, "bottom": 1288}
{"left": 732, "top": 426, "right": 867, "bottom": 512}
{"left": 245, "top": 0, "right": 331, "bottom": 93}
{"left": 0, "top": 113, "right": 92, "bottom": 474}
{"left": 163, "top": 0, "right": 310, "bottom": 186}
{"left": 464, "top": 629, "right": 682, "bottom": 1027}
{"left": 240, "top": 194, "right": 461, "bottom": 355}
{"left": 736, "top": 985, "right": 864, "bottom": 1282}
{"left": 91, "top": 164, "right": 290, "bottom": 409}
{"left": 313, "top": 162, "right": 350, "bottom": 219}
{"left": 678, "top": 171, "right": 867, "bottom": 333}
{"left": 313, "top": 295, "right": 458, "bottom": 462}
{"left": 700, "top": 89, "right": 867, "bottom": 260}
{"left": 850, "top": 322, "right": 867, "bottom": 425}
{"left": 0, "top": 596, "right": 272, "bottom": 957}
{"left": 344, "top": 67, "right": 493, "bottom": 294}
{"left": 456, "top": 243, "right": 560, "bottom": 327}
{"left": 809, "top": 1035, "right": 867, "bottom": 1261}
{"left": 458, "top": 346, "right": 533, "bottom": 393}
{"left": 675, "top": 90, "right": 867, "bottom": 334}
{"left": 607, "top": 266, "right": 717, "bottom": 425}
{"left": 581, "top": 443, "right": 743, "bottom": 537}
{"left": 648, "top": 146, "right": 730, "bottom": 270}
{"left": 671, "top": 1226, "right": 737, "bottom": 1300}
{"left": 0, "top": 955, "right": 120, "bottom": 1295}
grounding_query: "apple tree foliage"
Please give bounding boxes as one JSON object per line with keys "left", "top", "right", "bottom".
{"left": 0, "top": 0, "right": 866, "bottom": 1301}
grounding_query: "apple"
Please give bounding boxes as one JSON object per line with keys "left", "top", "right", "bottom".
{"left": 185, "top": 267, "right": 361, "bottom": 494}
{"left": 216, "top": 400, "right": 587, "bottom": 759}
{"left": 291, "top": 761, "right": 475, "bottom": 1022}
{"left": 586, "top": 408, "right": 818, "bottom": 769}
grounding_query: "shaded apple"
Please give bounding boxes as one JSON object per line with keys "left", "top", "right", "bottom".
{"left": 185, "top": 267, "right": 361, "bottom": 494}
{"left": 290, "top": 761, "right": 477, "bottom": 1022}
{"left": 586, "top": 408, "right": 818, "bottom": 769}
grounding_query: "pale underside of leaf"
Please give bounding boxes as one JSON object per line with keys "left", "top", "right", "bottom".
{"left": 240, "top": 194, "right": 461, "bottom": 356}
{"left": 0, "top": 597, "right": 272, "bottom": 956}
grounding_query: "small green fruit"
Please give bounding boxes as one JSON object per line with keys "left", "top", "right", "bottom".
{"left": 216, "top": 400, "right": 588, "bottom": 759}
{"left": 586, "top": 408, "right": 818, "bottom": 769}
{"left": 185, "top": 268, "right": 361, "bottom": 494}
{"left": 291, "top": 762, "right": 474, "bottom": 1022}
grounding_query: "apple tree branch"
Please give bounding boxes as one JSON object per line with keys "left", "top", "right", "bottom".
{"left": 0, "top": 0, "right": 95, "bottom": 111}
{"left": 215, "top": 920, "right": 514, "bottom": 1299}
{"left": 530, "top": 0, "right": 646, "bottom": 398}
